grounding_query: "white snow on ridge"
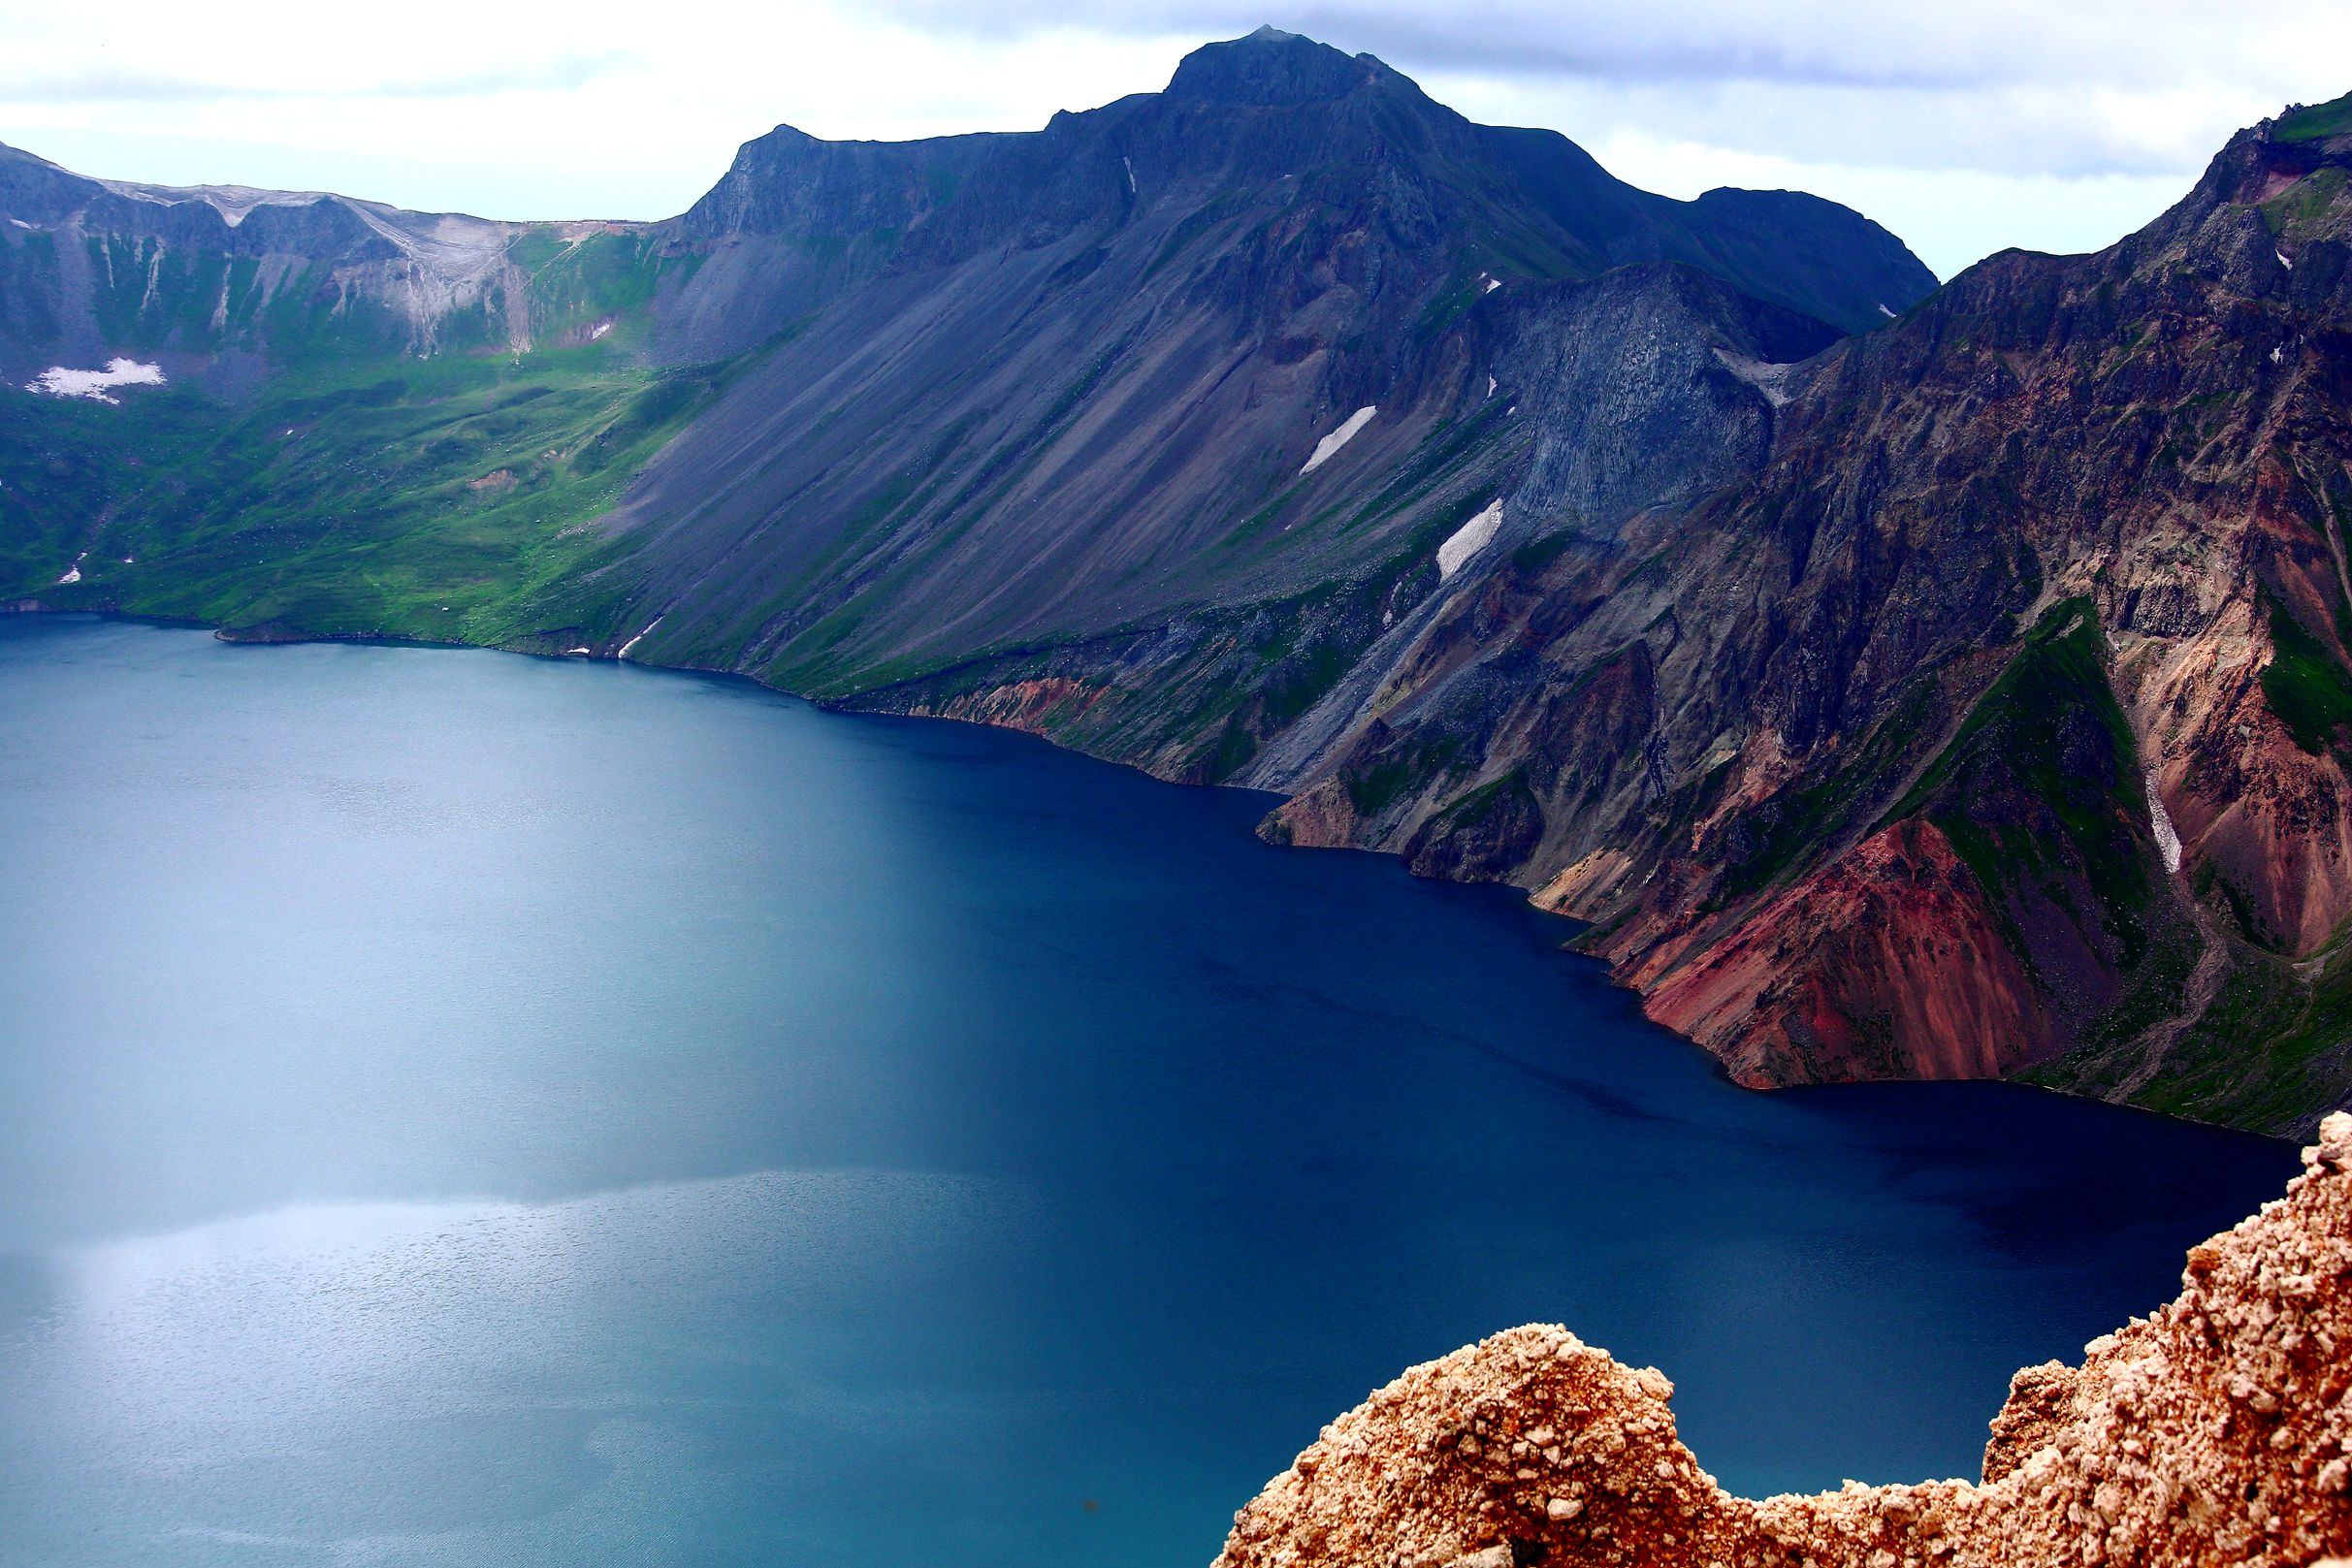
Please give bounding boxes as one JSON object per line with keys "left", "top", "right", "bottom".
{"left": 1437, "top": 499, "right": 1504, "bottom": 579}
{"left": 1301, "top": 405, "right": 1376, "bottom": 474}
{"left": 25, "top": 358, "right": 165, "bottom": 404}
{"left": 1878, "top": 303, "right": 1896, "bottom": 318}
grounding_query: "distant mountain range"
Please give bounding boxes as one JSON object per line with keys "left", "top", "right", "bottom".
{"left": 5, "top": 29, "right": 2349, "bottom": 1135}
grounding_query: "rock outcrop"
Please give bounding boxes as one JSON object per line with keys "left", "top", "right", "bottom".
{"left": 1217, "top": 1114, "right": 2352, "bottom": 1568}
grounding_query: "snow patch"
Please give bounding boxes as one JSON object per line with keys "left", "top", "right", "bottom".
{"left": 25, "top": 359, "right": 166, "bottom": 404}
{"left": 1437, "top": 500, "right": 1504, "bottom": 580}
{"left": 56, "top": 551, "right": 85, "bottom": 586}
{"left": 1878, "top": 303, "right": 1896, "bottom": 318}
{"left": 2278, "top": 249, "right": 2295, "bottom": 272}
{"left": 589, "top": 321, "right": 612, "bottom": 341}
{"left": 1301, "top": 405, "right": 1376, "bottom": 474}
{"left": 8, "top": 218, "right": 32, "bottom": 231}
{"left": 2146, "top": 767, "right": 2182, "bottom": 874}
{"left": 1485, "top": 375, "right": 1497, "bottom": 400}
{"left": 2273, "top": 344, "right": 2287, "bottom": 365}
{"left": 617, "top": 615, "right": 664, "bottom": 660}
{"left": 1123, "top": 156, "right": 1137, "bottom": 194}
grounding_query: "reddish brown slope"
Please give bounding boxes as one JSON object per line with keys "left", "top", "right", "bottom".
{"left": 1643, "top": 818, "right": 2053, "bottom": 1085}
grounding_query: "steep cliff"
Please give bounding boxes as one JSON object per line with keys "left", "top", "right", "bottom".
{"left": 1208, "top": 93, "right": 2352, "bottom": 1136}
{"left": 588, "top": 29, "right": 1925, "bottom": 688}
{"left": 1216, "top": 1113, "right": 2352, "bottom": 1568}
{"left": 0, "top": 141, "right": 682, "bottom": 373}
{"left": 837, "top": 87, "right": 2352, "bottom": 1136}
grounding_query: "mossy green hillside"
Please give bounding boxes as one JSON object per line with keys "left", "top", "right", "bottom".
{"left": 2260, "top": 592, "right": 2352, "bottom": 754}
{"left": 1881, "top": 599, "right": 2169, "bottom": 977}
{"left": 2, "top": 339, "right": 737, "bottom": 644}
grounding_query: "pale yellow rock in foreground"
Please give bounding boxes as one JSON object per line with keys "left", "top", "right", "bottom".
{"left": 1219, "top": 1113, "right": 2352, "bottom": 1568}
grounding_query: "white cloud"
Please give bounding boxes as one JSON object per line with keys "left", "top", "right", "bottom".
{"left": 0, "top": 0, "right": 2343, "bottom": 272}
{"left": 0, "top": 1, "right": 1192, "bottom": 220}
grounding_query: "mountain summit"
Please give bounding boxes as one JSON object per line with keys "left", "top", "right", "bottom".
{"left": 1165, "top": 25, "right": 1389, "bottom": 103}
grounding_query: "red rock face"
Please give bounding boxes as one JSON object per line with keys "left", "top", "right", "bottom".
{"left": 1216, "top": 1115, "right": 2352, "bottom": 1568}
{"left": 1646, "top": 820, "right": 2054, "bottom": 1085}
{"left": 1262, "top": 776, "right": 1365, "bottom": 850}
{"left": 2170, "top": 691, "right": 2352, "bottom": 958}
{"left": 912, "top": 677, "right": 1116, "bottom": 738}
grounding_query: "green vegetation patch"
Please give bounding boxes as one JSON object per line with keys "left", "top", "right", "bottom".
{"left": 1344, "top": 737, "right": 1465, "bottom": 817}
{"left": 2259, "top": 592, "right": 2352, "bottom": 754}
{"left": 2049, "top": 941, "right": 2352, "bottom": 1134}
{"left": 1508, "top": 530, "right": 1576, "bottom": 576}
{"left": 1880, "top": 597, "right": 2164, "bottom": 972}
{"left": 521, "top": 230, "right": 698, "bottom": 344}
{"left": 1720, "top": 678, "right": 1941, "bottom": 901}
{"left": 2261, "top": 166, "right": 2351, "bottom": 240}
{"left": 2276, "top": 91, "right": 2352, "bottom": 144}
{"left": 2, "top": 341, "right": 735, "bottom": 645}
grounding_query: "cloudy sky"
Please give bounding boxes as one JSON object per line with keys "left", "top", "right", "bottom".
{"left": 2, "top": 0, "right": 2346, "bottom": 278}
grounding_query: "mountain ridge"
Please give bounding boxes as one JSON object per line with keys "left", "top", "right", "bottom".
{"left": 8, "top": 38, "right": 2348, "bottom": 1136}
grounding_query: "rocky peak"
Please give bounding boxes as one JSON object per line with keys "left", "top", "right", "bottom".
{"left": 680, "top": 121, "right": 1005, "bottom": 241}
{"left": 1162, "top": 27, "right": 1390, "bottom": 106}
{"left": 0, "top": 141, "right": 104, "bottom": 225}
{"left": 2112, "top": 92, "right": 2352, "bottom": 265}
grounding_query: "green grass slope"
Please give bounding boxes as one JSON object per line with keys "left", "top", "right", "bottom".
{"left": 2, "top": 339, "right": 737, "bottom": 645}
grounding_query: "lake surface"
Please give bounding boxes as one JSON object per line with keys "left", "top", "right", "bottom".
{"left": 0, "top": 615, "right": 2298, "bottom": 1567}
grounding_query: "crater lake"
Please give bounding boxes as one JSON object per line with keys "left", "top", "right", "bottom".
{"left": 0, "top": 616, "right": 2296, "bottom": 1567}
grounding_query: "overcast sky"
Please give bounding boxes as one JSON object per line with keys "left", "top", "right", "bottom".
{"left": 3, "top": 0, "right": 2347, "bottom": 279}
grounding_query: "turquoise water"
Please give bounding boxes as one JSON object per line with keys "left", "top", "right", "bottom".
{"left": 0, "top": 616, "right": 2296, "bottom": 1566}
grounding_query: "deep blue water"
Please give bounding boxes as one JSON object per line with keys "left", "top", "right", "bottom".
{"left": 0, "top": 616, "right": 2298, "bottom": 1567}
